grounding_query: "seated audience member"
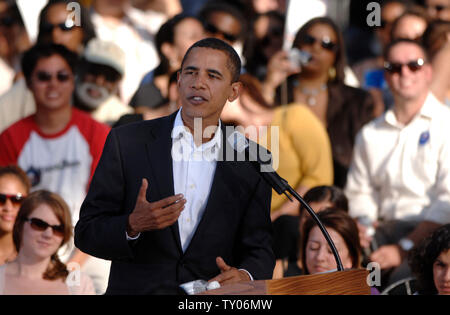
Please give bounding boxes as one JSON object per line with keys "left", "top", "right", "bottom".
{"left": 0, "top": 190, "right": 95, "bottom": 295}
{"left": 221, "top": 73, "right": 333, "bottom": 222}
{"left": 272, "top": 185, "right": 348, "bottom": 279}
{"left": 90, "top": 0, "right": 160, "bottom": 104}
{"left": 299, "top": 208, "right": 382, "bottom": 293}
{"left": 0, "top": 166, "right": 30, "bottom": 265}
{"left": 422, "top": 20, "right": 450, "bottom": 105}
{"left": 261, "top": 17, "right": 376, "bottom": 188}
{"left": 351, "top": 0, "right": 408, "bottom": 113}
{"left": 74, "top": 38, "right": 132, "bottom": 125}
{"left": 424, "top": 0, "right": 450, "bottom": 21}
{"left": 345, "top": 38, "right": 450, "bottom": 288}
{"left": 0, "top": 43, "right": 109, "bottom": 222}
{"left": 300, "top": 208, "right": 361, "bottom": 276}
{"left": 0, "top": 43, "right": 111, "bottom": 294}
{"left": 198, "top": 0, "right": 247, "bottom": 60}
{"left": 0, "top": 0, "right": 96, "bottom": 133}
{"left": 390, "top": 6, "right": 431, "bottom": 41}
{"left": 140, "top": 13, "right": 205, "bottom": 98}
{"left": 409, "top": 223, "right": 450, "bottom": 295}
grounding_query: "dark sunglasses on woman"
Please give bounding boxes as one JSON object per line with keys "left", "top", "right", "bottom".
{"left": 300, "top": 33, "right": 337, "bottom": 51}
{"left": 0, "top": 193, "right": 25, "bottom": 206}
{"left": 25, "top": 217, "right": 65, "bottom": 237}
{"left": 204, "top": 22, "right": 239, "bottom": 43}
{"left": 41, "top": 20, "right": 77, "bottom": 33}
{"left": 384, "top": 58, "right": 425, "bottom": 75}
{"left": 35, "top": 71, "right": 72, "bottom": 83}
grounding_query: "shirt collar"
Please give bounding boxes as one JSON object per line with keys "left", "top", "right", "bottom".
{"left": 171, "top": 108, "right": 222, "bottom": 153}
{"left": 384, "top": 92, "right": 438, "bottom": 128}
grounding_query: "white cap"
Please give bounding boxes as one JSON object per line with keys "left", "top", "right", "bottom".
{"left": 83, "top": 38, "right": 126, "bottom": 76}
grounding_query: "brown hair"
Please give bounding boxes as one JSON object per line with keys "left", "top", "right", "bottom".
{"left": 390, "top": 5, "right": 432, "bottom": 40}
{"left": 422, "top": 20, "right": 450, "bottom": 60}
{"left": 13, "top": 190, "right": 73, "bottom": 280}
{"left": 239, "top": 73, "right": 272, "bottom": 109}
{"left": 301, "top": 208, "right": 361, "bottom": 274}
{"left": 0, "top": 165, "right": 31, "bottom": 193}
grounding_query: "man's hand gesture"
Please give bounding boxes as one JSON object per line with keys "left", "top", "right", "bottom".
{"left": 127, "top": 178, "right": 186, "bottom": 237}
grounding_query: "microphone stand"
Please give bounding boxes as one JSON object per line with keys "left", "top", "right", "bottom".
{"left": 262, "top": 169, "right": 345, "bottom": 272}
{"left": 229, "top": 132, "right": 344, "bottom": 271}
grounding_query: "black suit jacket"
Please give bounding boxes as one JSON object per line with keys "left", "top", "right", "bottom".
{"left": 74, "top": 111, "right": 275, "bottom": 294}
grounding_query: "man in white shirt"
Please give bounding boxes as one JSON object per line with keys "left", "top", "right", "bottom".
{"left": 75, "top": 38, "right": 274, "bottom": 294}
{"left": 345, "top": 39, "right": 450, "bottom": 286}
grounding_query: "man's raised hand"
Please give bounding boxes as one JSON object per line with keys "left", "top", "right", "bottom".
{"left": 127, "top": 178, "right": 186, "bottom": 236}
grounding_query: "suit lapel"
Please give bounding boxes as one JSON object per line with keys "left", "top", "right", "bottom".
{"left": 144, "top": 111, "right": 182, "bottom": 252}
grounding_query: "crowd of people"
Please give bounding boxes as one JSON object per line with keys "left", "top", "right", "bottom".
{"left": 0, "top": 0, "right": 449, "bottom": 295}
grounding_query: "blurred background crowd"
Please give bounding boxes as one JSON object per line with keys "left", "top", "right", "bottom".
{"left": 0, "top": 0, "right": 449, "bottom": 295}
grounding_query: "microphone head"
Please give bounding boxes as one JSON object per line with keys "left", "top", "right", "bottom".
{"left": 227, "top": 131, "right": 248, "bottom": 153}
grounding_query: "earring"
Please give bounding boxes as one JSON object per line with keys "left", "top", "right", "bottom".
{"left": 328, "top": 67, "right": 336, "bottom": 81}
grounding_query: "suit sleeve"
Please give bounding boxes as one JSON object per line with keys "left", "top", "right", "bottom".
{"left": 74, "top": 128, "right": 134, "bottom": 261}
{"left": 237, "top": 172, "right": 275, "bottom": 280}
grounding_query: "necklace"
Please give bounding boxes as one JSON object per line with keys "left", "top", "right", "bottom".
{"left": 297, "top": 83, "right": 327, "bottom": 106}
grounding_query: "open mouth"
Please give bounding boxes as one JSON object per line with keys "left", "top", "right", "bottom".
{"left": 188, "top": 95, "right": 208, "bottom": 105}
{"left": 46, "top": 91, "right": 61, "bottom": 100}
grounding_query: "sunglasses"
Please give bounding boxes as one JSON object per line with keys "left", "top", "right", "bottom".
{"left": 204, "top": 22, "right": 239, "bottom": 43}
{"left": 300, "top": 34, "right": 337, "bottom": 51}
{"left": 25, "top": 217, "right": 65, "bottom": 237}
{"left": 0, "top": 193, "right": 25, "bottom": 206}
{"left": 35, "top": 71, "right": 72, "bottom": 83}
{"left": 384, "top": 58, "right": 425, "bottom": 74}
{"left": 0, "top": 16, "right": 17, "bottom": 27}
{"left": 428, "top": 4, "right": 448, "bottom": 12}
{"left": 41, "top": 21, "right": 77, "bottom": 33}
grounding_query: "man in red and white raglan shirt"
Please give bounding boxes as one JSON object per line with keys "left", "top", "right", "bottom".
{"left": 0, "top": 44, "right": 110, "bottom": 260}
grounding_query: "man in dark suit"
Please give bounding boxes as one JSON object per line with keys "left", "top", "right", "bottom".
{"left": 74, "top": 38, "right": 275, "bottom": 294}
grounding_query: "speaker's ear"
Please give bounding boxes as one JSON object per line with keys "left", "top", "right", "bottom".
{"left": 228, "top": 81, "right": 242, "bottom": 102}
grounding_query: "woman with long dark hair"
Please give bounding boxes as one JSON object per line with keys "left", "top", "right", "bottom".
{"left": 261, "top": 17, "right": 376, "bottom": 188}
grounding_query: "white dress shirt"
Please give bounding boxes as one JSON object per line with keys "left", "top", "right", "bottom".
{"left": 171, "top": 109, "right": 221, "bottom": 252}
{"left": 345, "top": 92, "right": 450, "bottom": 224}
{"left": 126, "top": 109, "right": 220, "bottom": 245}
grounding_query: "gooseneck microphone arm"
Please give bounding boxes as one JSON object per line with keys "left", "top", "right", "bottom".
{"left": 228, "top": 131, "right": 344, "bottom": 272}
{"left": 285, "top": 185, "right": 344, "bottom": 272}
{"left": 266, "top": 173, "right": 344, "bottom": 272}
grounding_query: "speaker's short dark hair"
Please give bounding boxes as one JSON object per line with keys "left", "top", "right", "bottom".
{"left": 180, "top": 37, "right": 241, "bottom": 83}
{"left": 21, "top": 43, "right": 78, "bottom": 83}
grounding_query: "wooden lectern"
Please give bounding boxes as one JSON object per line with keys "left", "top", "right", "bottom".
{"left": 200, "top": 269, "right": 370, "bottom": 295}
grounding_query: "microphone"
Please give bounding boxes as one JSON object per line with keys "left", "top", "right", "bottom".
{"left": 227, "top": 131, "right": 344, "bottom": 272}
{"left": 227, "top": 129, "right": 290, "bottom": 195}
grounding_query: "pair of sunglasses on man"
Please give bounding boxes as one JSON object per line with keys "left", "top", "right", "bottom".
{"left": 384, "top": 58, "right": 426, "bottom": 75}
